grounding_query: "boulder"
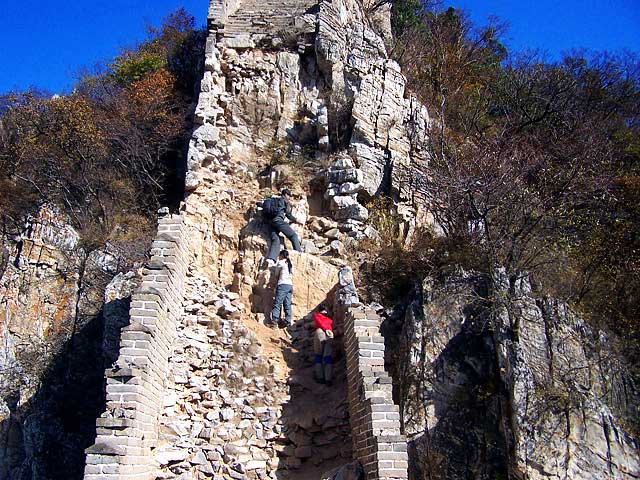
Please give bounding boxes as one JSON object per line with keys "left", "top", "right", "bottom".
{"left": 330, "top": 195, "right": 358, "bottom": 210}
{"left": 326, "top": 167, "right": 363, "bottom": 185}
{"left": 185, "top": 171, "right": 201, "bottom": 191}
{"left": 339, "top": 182, "right": 362, "bottom": 195}
{"left": 333, "top": 204, "right": 369, "bottom": 222}
{"left": 193, "top": 123, "right": 220, "bottom": 144}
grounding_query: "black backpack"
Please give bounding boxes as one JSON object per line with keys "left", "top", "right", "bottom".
{"left": 262, "top": 197, "right": 282, "bottom": 219}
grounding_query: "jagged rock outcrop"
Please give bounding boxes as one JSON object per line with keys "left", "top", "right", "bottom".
{"left": 0, "top": 206, "right": 121, "bottom": 480}
{"left": 387, "top": 273, "right": 640, "bottom": 480}
{"left": 188, "top": 0, "right": 432, "bottom": 241}
{"left": 315, "top": 0, "right": 430, "bottom": 203}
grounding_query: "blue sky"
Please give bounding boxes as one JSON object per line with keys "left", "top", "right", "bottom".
{"left": 1, "top": 0, "right": 639, "bottom": 94}
{"left": 447, "top": 0, "right": 640, "bottom": 59}
{"left": 1, "top": 0, "right": 209, "bottom": 93}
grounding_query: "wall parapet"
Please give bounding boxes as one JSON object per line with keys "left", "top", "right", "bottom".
{"left": 342, "top": 302, "right": 409, "bottom": 479}
{"left": 83, "top": 213, "right": 188, "bottom": 480}
{"left": 336, "top": 266, "right": 408, "bottom": 479}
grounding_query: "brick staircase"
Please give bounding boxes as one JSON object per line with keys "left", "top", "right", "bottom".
{"left": 220, "top": 0, "right": 319, "bottom": 47}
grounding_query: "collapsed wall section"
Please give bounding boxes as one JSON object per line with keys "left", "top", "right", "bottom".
{"left": 84, "top": 213, "right": 188, "bottom": 479}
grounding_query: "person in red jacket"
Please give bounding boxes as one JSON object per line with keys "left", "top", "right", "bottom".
{"left": 313, "top": 304, "right": 334, "bottom": 385}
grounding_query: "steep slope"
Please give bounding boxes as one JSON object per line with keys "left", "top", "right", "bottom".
{"left": 83, "top": 0, "right": 413, "bottom": 478}
{"left": 147, "top": 115, "right": 354, "bottom": 478}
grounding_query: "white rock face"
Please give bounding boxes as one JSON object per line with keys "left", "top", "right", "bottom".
{"left": 316, "top": 0, "right": 430, "bottom": 204}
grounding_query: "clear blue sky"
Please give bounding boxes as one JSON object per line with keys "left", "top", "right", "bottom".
{"left": 1, "top": 0, "right": 639, "bottom": 94}
{"left": 0, "top": 0, "right": 208, "bottom": 94}
{"left": 446, "top": 0, "right": 640, "bottom": 60}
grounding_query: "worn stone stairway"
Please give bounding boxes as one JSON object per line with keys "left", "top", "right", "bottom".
{"left": 151, "top": 269, "right": 351, "bottom": 479}
{"left": 277, "top": 317, "right": 352, "bottom": 478}
{"left": 220, "top": 0, "right": 318, "bottom": 47}
{"left": 83, "top": 188, "right": 358, "bottom": 480}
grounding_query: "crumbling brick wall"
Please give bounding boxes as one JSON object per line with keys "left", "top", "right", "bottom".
{"left": 344, "top": 307, "right": 409, "bottom": 480}
{"left": 83, "top": 213, "right": 188, "bottom": 479}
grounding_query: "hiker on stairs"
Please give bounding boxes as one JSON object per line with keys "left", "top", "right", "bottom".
{"left": 262, "top": 188, "right": 302, "bottom": 267}
{"left": 270, "top": 249, "right": 294, "bottom": 329}
{"left": 313, "top": 304, "right": 334, "bottom": 385}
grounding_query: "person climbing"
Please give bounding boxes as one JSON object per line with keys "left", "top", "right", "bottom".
{"left": 262, "top": 188, "right": 302, "bottom": 267}
{"left": 269, "top": 249, "right": 293, "bottom": 329}
{"left": 313, "top": 304, "right": 334, "bottom": 385}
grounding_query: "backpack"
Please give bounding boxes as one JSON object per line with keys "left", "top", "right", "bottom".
{"left": 262, "top": 196, "right": 282, "bottom": 219}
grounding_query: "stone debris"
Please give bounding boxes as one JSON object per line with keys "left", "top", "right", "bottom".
{"left": 154, "top": 272, "right": 352, "bottom": 479}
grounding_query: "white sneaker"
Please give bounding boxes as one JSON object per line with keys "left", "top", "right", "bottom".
{"left": 263, "top": 258, "right": 276, "bottom": 269}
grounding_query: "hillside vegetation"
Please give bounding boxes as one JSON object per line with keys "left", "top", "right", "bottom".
{"left": 362, "top": 0, "right": 640, "bottom": 427}
{"left": 0, "top": 9, "right": 205, "bottom": 260}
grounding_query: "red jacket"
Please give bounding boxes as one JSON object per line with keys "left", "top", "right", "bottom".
{"left": 313, "top": 312, "right": 333, "bottom": 332}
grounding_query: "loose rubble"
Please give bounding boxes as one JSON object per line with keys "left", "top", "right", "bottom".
{"left": 155, "top": 272, "right": 352, "bottom": 479}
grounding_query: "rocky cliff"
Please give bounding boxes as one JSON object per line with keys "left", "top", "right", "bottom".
{"left": 385, "top": 272, "right": 639, "bottom": 479}
{"left": 0, "top": 206, "right": 125, "bottom": 479}
{"left": 0, "top": 1, "right": 638, "bottom": 480}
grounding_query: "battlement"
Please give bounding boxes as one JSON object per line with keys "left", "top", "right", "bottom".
{"left": 83, "top": 213, "right": 189, "bottom": 479}
{"left": 343, "top": 308, "right": 409, "bottom": 480}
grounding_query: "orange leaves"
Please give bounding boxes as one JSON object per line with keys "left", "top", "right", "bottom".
{"left": 125, "top": 69, "right": 178, "bottom": 128}
{"left": 127, "top": 69, "right": 176, "bottom": 106}
{"left": 8, "top": 94, "right": 106, "bottom": 163}
{"left": 115, "top": 68, "right": 183, "bottom": 145}
{"left": 48, "top": 96, "right": 107, "bottom": 158}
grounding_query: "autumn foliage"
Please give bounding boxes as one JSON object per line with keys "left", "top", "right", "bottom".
{"left": 0, "top": 8, "right": 204, "bottom": 256}
{"left": 374, "top": 2, "right": 640, "bottom": 390}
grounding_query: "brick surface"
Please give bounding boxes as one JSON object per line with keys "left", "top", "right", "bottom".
{"left": 84, "top": 214, "right": 187, "bottom": 480}
{"left": 343, "top": 308, "right": 409, "bottom": 480}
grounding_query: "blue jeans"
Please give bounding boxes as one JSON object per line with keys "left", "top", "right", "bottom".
{"left": 271, "top": 284, "right": 292, "bottom": 324}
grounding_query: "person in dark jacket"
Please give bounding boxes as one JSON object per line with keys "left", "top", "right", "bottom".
{"left": 265, "top": 188, "right": 302, "bottom": 265}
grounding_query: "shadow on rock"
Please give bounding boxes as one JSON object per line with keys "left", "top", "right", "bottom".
{"left": 0, "top": 300, "right": 125, "bottom": 480}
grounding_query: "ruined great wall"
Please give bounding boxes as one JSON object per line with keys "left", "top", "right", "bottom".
{"left": 84, "top": 214, "right": 189, "bottom": 478}
{"left": 83, "top": 1, "right": 411, "bottom": 477}
{"left": 84, "top": 216, "right": 408, "bottom": 479}
{"left": 3, "top": 1, "right": 638, "bottom": 479}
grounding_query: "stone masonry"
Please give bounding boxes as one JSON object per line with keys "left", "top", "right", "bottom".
{"left": 84, "top": 213, "right": 188, "bottom": 479}
{"left": 208, "top": 0, "right": 241, "bottom": 26}
{"left": 343, "top": 308, "right": 408, "bottom": 480}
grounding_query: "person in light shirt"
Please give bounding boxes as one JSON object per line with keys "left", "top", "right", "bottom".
{"left": 269, "top": 249, "right": 293, "bottom": 328}
{"left": 312, "top": 304, "right": 334, "bottom": 385}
